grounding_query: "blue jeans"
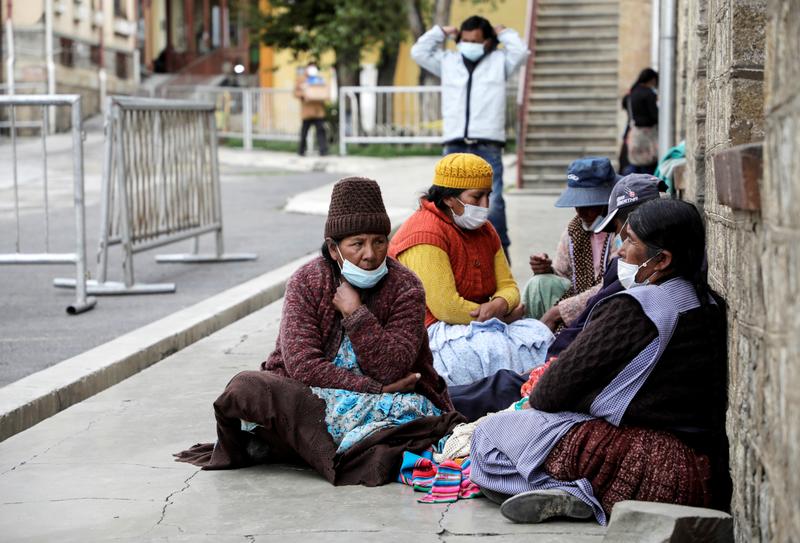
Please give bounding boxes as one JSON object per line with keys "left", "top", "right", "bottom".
{"left": 443, "top": 142, "right": 509, "bottom": 250}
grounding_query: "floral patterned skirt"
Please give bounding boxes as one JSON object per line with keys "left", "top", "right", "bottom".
{"left": 308, "top": 335, "right": 441, "bottom": 453}
{"left": 310, "top": 387, "right": 441, "bottom": 453}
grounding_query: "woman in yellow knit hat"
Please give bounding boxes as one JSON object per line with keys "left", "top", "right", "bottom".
{"left": 389, "top": 154, "right": 553, "bottom": 386}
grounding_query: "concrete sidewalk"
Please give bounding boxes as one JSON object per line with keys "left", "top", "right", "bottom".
{"left": 0, "top": 149, "right": 585, "bottom": 541}
{"left": 0, "top": 301, "right": 605, "bottom": 542}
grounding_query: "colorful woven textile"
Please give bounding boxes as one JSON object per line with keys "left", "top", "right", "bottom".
{"left": 397, "top": 451, "right": 482, "bottom": 503}
{"left": 519, "top": 358, "right": 555, "bottom": 398}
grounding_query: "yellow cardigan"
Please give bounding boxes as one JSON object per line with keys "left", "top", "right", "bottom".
{"left": 397, "top": 244, "right": 520, "bottom": 325}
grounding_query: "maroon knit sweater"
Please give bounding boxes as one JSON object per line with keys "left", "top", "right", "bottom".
{"left": 262, "top": 256, "right": 453, "bottom": 412}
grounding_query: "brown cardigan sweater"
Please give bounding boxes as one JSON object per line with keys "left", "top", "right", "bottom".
{"left": 263, "top": 255, "right": 453, "bottom": 411}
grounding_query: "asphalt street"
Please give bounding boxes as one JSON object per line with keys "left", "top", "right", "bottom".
{"left": 0, "top": 160, "right": 337, "bottom": 386}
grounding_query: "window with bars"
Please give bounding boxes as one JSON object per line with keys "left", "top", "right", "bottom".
{"left": 114, "top": 0, "right": 126, "bottom": 18}
{"left": 115, "top": 52, "right": 129, "bottom": 79}
{"left": 60, "top": 37, "right": 74, "bottom": 67}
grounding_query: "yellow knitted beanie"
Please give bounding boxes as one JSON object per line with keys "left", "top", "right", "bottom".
{"left": 433, "top": 153, "right": 494, "bottom": 190}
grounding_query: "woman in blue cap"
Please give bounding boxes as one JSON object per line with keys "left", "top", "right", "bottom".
{"left": 521, "top": 157, "right": 620, "bottom": 330}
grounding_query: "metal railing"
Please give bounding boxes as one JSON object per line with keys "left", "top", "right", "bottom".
{"left": 53, "top": 96, "right": 256, "bottom": 295}
{"left": 338, "top": 85, "right": 442, "bottom": 154}
{"left": 0, "top": 94, "right": 96, "bottom": 314}
{"left": 160, "top": 86, "right": 301, "bottom": 149}
{"left": 338, "top": 84, "right": 519, "bottom": 155}
{"left": 141, "top": 82, "right": 519, "bottom": 154}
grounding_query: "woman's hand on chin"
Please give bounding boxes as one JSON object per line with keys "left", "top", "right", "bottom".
{"left": 333, "top": 280, "right": 362, "bottom": 317}
{"left": 470, "top": 297, "right": 510, "bottom": 322}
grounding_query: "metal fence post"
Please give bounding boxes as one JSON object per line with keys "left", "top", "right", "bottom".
{"left": 339, "top": 90, "right": 347, "bottom": 156}
{"left": 5, "top": 18, "right": 15, "bottom": 96}
{"left": 67, "top": 98, "right": 97, "bottom": 314}
{"left": 97, "top": 99, "right": 114, "bottom": 284}
{"left": 243, "top": 88, "right": 253, "bottom": 151}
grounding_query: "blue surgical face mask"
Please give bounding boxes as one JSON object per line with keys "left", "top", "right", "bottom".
{"left": 457, "top": 41, "right": 486, "bottom": 62}
{"left": 335, "top": 245, "right": 388, "bottom": 289}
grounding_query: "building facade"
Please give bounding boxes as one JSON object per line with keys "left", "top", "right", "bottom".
{"left": 1, "top": 0, "right": 139, "bottom": 116}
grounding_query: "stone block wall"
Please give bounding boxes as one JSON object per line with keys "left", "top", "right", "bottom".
{"left": 705, "top": 0, "right": 768, "bottom": 540}
{"left": 758, "top": 1, "right": 800, "bottom": 540}
{"left": 678, "top": 0, "right": 709, "bottom": 204}
{"left": 676, "top": 0, "right": 799, "bottom": 540}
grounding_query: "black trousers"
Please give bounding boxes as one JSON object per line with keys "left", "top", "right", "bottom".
{"left": 449, "top": 369, "right": 529, "bottom": 422}
{"left": 299, "top": 119, "right": 328, "bottom": 156}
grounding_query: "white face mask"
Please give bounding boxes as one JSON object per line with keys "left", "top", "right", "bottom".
{"left": 307, "top": 66, "right": 319, "bottom": 77}
{"left": 617, "top": 252, "right": 661, "bottom": 290}
{"left": 451, "top": 198, "right": 489, "bottom": 230}
{"left": 457, "top": 42, "right": 486, "bottom": 62}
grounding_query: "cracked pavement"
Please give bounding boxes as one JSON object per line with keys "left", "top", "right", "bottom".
{"left": 0, "top": 187, "right": 594, "bottom": 541}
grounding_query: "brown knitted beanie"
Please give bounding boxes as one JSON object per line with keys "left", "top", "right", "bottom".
{"left": 325, "top": 177, "right": 391, "bottom": 239}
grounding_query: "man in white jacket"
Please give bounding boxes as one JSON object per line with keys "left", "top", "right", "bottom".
{"left": 411, "top": 16, "right": 529, "bottom": 255}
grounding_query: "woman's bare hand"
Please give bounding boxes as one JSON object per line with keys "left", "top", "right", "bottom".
{"left": 381, "top": 372, "right": 421, "bottom": 393}
{"left": 501, "top": 304, "right": 526, "bottom": 324}
{"left": 529, "top": 253, "right": 554, "bottom": 275}
{"left": 469, "top": 297, "right": 509, "bottom": 322}
{"left": 333, "top": 280, "right": 362, "bottom": 317}
{"left": 540, "top": 305, "right": 562, "bottom": 331}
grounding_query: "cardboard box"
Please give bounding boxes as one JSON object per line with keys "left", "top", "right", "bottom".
{"left": 303, "top": 84, "right": 329, "bottom": 102}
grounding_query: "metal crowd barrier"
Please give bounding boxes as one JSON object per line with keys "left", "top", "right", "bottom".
{"left": 55, "top": 96, "right": 256, "bottom": 295}
{"left": 161, "top": 86, "right": 301, "bottom": 150}
{"left": 0, "top": 94, "right": 97, "bottom": 314}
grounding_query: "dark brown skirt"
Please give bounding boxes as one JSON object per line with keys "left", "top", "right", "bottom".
{"left": 174, "top": 370, "right": 464, "bottom": 486}
{"left": 543, "top": 419, "right": 712, "bottom": 516}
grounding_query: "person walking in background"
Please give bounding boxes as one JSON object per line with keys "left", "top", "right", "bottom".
{"left": 411, "top": 16, "right": 529, "bottom": 257}
{"left": 620, "top": 68, "right": 659, "bottom": 175}
{"left": 294, "top": 62, "right": 329, "bottom": 157}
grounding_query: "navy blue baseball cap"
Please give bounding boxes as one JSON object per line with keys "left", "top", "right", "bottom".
{"left": 554, "top": 157, "right": 620, "bottom": 208}
{"left": 593, "top": 173, "right": 666, "bottom": 233}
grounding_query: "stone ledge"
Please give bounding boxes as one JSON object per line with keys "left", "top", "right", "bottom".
{"left": 603, "top": 501, "right": 733, "bottom": 543}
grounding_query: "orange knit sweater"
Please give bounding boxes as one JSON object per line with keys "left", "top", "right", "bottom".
{"left": 390, "top": 199, "right": 502, "bottom": 327}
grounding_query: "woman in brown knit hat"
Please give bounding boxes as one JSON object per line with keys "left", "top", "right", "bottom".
{"left": 389, "top": 154, "right": 553, "bottom": 387}
{"left": 176, "top": 177, "right": 462, "bottom": 486}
